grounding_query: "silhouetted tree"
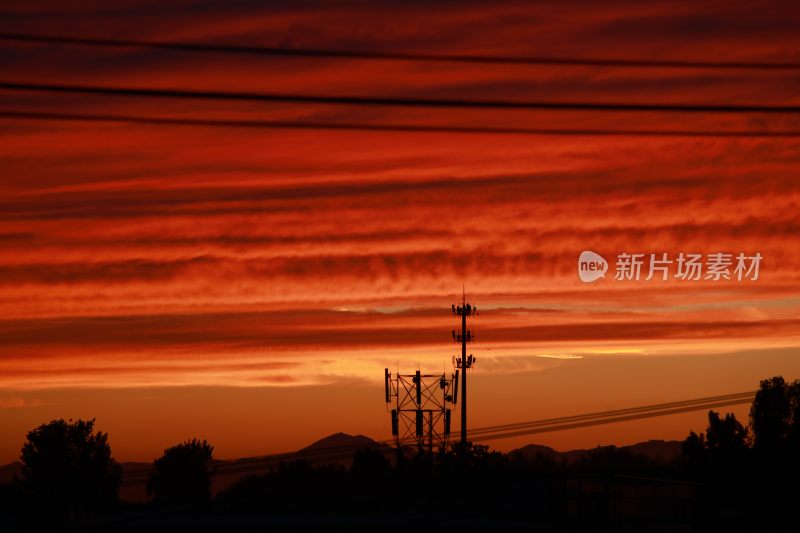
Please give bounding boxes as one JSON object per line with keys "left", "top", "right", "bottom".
{"left": 678, "top": 410, "right": 755, "bottom": 527}
{"left": 146, "top": 438, "right": 214, "bottom": 504}
{"left": 681, "top": 410, "right": 750, "bottom": 478}
{"left": 681, "top": 430, "right": 708, "bottom": 472}
{"left": 750, "top": 376, "right": 792, "bottom": 454}
{"left": 16, "top": 418, "right": 120, "bottom": 522}
{"left": 705, "top": 410, "right": 749, "bottom": 462}
{"left": 786, "top": 379, "right": 800, "bottom": 450}
{"left": 743, "top": 377, "right": 800, "bottom": 525}
{"left": 349, "top": 447, "right": 392, "bottom": 483}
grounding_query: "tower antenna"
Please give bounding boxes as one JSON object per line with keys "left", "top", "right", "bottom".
{"left": 452, "top": 286, "right": 476, "bottom": 446}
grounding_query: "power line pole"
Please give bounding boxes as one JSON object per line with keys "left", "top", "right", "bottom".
{"left": 452, "top": 287, "right": 476, "bottom": 446}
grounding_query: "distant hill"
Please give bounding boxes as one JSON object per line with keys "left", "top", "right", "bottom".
{"left": 624, "top": 439, "right": 683, "bottom": 462}
{"left": 0, "top": 461, "right": 21, "bottom": 484}
{"left": 299, "top": 432, "right": 388, "bottom": 455}
{"left": 509, "top": 439, "right": 682, "bottom": 464}
{"left": 208, "top": 432, "right": 393, "bottom": 498}
{"left": 507, "top": 443, "right": 589, "bottom": 463}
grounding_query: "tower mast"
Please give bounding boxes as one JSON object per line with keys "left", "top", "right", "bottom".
{"left": 452, "top": 286, "right": 476, "bottom": 446}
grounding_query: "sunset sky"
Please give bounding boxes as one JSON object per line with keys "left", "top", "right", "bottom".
{"left": 1, "top": 0, "right": 800, "bottom": 464}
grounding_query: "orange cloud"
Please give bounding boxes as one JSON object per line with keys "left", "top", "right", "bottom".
{"left": 1, "top": 0, "right": 799, "bottom": 463}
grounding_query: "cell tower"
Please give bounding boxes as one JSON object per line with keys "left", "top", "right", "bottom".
{"left": 384, "top": 289, "right": 476, "bottom": 452}
{"left": 385, "top": 368, "right": 456, "bottom": 453}
{"left": 452, "top": 287, "right": 476, "bottom": 445}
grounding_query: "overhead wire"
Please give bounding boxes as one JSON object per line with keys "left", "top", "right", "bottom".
{"left": 2, "top": 81, "right": 799, "bottom": 114}
{"left": 1, "top": 110, "right": 798, "bottom": 138}
{"left": 2, "top": 31, "right": 799, "bottom": 71}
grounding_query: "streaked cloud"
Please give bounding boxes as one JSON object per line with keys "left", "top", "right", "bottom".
{"left": 1, "top": 0, "right": 799, "bottom": 461}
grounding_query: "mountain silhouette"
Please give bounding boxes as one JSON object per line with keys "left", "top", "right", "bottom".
{"left": 509, "top": 439, "right": 682, "bottom": 464}
{"left": 0, "top": 461, "right": 21, "bottom": 484}
{"left": 299, "top": 432, "right": 384, "bottom": 454}
{"left": 624, "top": 439, "right": 683, "bottom": 462}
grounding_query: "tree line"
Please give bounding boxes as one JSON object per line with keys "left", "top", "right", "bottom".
{"left": 2, "top": 375, "right": 799, "bottom": 529}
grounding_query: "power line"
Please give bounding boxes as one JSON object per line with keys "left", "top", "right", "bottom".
{"left": 121, "top": 393, "right": 751, "bottom": 484}
{"left": 2, "top": 81, "right": 799, "bottom": 114}
{"left": 119, "top": 390, "right": 755, "bottom": 483}
{"left": 467, "top": 391, "right": 755, "bottom": 436}
{"left": 2, "top": 109, "right": 796, "bottom": 139}
{"left": 3, "top": 110, "right": 799, "bottom": 138}
{"left": 471, "top": 396, "right": 752, "bottom": 443}
{"left": 2, "top": 31, "right": 799, "bottom": 71}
